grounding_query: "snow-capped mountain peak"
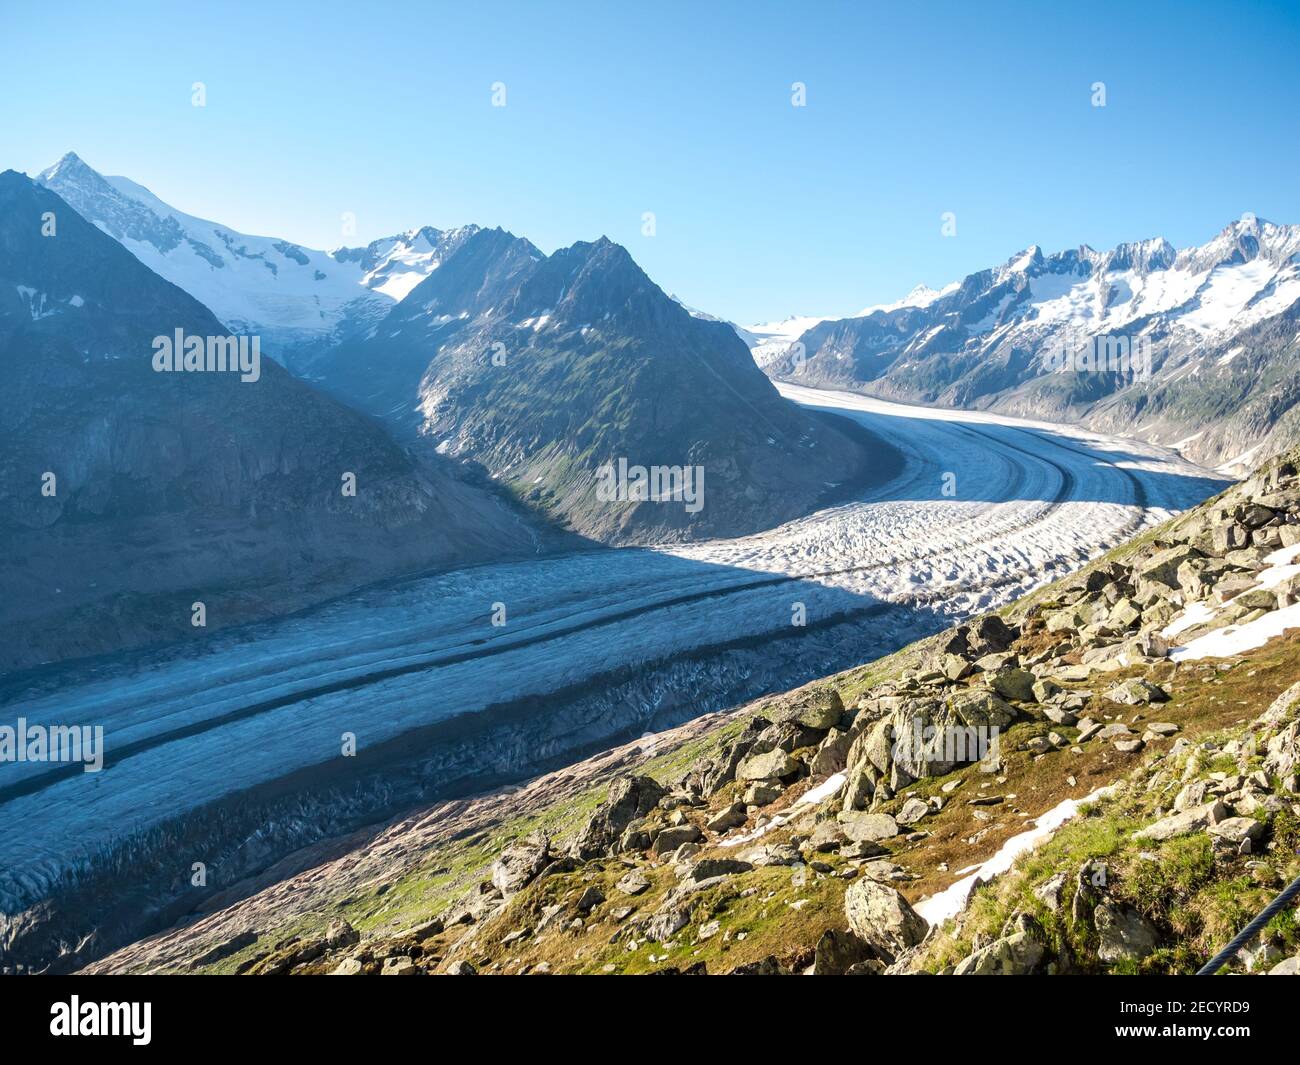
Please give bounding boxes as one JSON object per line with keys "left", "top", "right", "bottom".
{"left": 332, "top": 224, "right": 482, "bottom": 302}
{"left": 1000, "top": 244, "right": 1044, "bottom": 275}
{"left": 36, "top": 152, "right": 467, "bottom": 362}
{"left": 855, "top": 282, "right": 961, "bottom": 317}
{"left": 752, "top": 214, "right": 1300, "bottom": 470}
{"left": 1177, "top": 215, "right": 1300, "bottom": 273}
{"left": 37, "top": 150, "right": 94, "bottom": 184}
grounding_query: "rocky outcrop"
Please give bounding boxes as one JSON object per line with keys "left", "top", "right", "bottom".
{"left": 843, "top": 880, "right": 928, "bottom": 962}
{"left": 570, "top": 776, "right": 667, "bottom": 860}
{"left": 491, "top": 832, "right": 553, "bottom": 896}
{"left": 953, "top": 914, "right": 1048, "bottom": 975}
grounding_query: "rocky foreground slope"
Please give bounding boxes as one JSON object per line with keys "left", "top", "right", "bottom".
{"left": 84, "top": 449, "right": 1300, "bottom": 976}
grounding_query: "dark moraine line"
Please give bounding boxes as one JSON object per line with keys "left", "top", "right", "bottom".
{"left": 0, "top": 424, "right": 1100, "bottom": 804}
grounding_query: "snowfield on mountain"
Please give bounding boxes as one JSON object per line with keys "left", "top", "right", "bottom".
{"left": 36, "top": 152, "right": 477, "bottom": 361}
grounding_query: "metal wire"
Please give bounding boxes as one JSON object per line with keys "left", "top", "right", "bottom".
{"left": 1196, "top": 871, "right": 1300, "bottom": 975}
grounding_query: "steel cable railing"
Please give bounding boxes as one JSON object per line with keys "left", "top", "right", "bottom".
{"left": 1197, "top": 871, "right": 1300, "bottom": 975}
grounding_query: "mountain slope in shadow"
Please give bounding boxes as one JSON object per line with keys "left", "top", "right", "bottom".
{"left": 0, "top": 172, "right": 551, "bottom": 671}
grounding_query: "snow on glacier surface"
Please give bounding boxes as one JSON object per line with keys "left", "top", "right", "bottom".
{"left": 0, "top": 386, "right": 1230, "bottom": 909}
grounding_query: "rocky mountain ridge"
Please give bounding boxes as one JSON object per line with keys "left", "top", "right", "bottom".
{"left": 315, "top": 227, "right": 883, "bottom": 544}
{"left": 758, "top": 217, "right": 1300, "bottom": 474}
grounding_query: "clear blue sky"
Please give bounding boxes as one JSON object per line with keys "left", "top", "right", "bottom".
{"left": 4, "top": 0, "right": 1299, "bottom": 324}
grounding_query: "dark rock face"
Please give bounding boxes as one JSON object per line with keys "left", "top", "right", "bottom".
{"left": 569, "top": 775, "right": 667, "bottom": 859}
{"left": 314, "top": 229, "right": 883, "bottom": 544}
{"left": 813, "top": 928, "right": 874, "bottom": 975}
{"left": 0, "top": 171, "right": 540, "bottom": 670}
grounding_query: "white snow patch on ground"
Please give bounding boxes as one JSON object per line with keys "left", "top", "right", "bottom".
{"left": 798, "top": 771, "right": 848, "bottom": 808}
{"left": 1171, "top": 604, "right": 1300, "bottom": 662}
{"left": 1159, "top": 546, "right": 1300, "bottom": 644}
{"left": 1162, "top": 600, "right": 1218, "bottom": 638}
{"left": 719, "top": 772, "right": 846, "bottom": 849}
{"left": 914, "top": 786, "right": 1114, "bottom": 927}
{"left": 1218, "top": 444, "right": 1264, "bottom": 474}
{"left": 1263, "top": 542, "right": 1300, "bottom": 568}
{"left": 1167, "top": 544, "right": 1300, "bottom": 662}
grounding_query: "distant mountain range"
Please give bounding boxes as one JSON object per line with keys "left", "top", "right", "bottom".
{"left": 44, "top": 151, "right": 1300, "bottom": 481}
{"left": 747, "top": 218, "right": 1300, "bottom": 473}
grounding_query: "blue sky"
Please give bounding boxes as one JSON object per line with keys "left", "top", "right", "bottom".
{"left": 4, "top": 0, "right": 1299, "bottom": 324}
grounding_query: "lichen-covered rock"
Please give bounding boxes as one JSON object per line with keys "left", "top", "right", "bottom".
{"left": 1135, "top": 800, "right": 1229, "bottom": 842}
{"left": 325, "top": 918, "right": 359, "bottom": 950}
{"left": 810, "top": 728, "right": 852, "bottom": 777}
{"left": 1105, "top": 678, "right": 1169, "bottom": 705}
{"left": 991, "top": 668, "right": 1037, "bottom": 703}
{"left": 1137, "top": 545, "right": 1202, "bottom": 589}
{"left": 1094, "top": 902, "right": 1159, "bottom": 964}
{"left": 968, "top": 614, "right": 1018, "bottom": 655}
{"left": 838, "top": 811, "right": 899, "bottom": 843}
{"left": 774, "top": 683, "right": 845, "bottom": 731}
{"left": 615, "top": 869, "right": 650, "bottom": 896}
{"left": 570, "top": 776, "right": 667, "bottom": 859}
{"left": 1208, "top": 817, "right": 1266, "bottom": 848}
{"left": 381, "top": 955, "right": 419, "bottom": 975}
{"left": 706, "top": 802, "right": 747, "bottom": 832}
{"left": 491, "top": 830, "right": 552, "bottom": 895}
{"left": 948, "top": 689, "right": 1018, "bottom": 730}
{"left": 650, "top": 824, "right": 702, "bottom": 855}
{"left": 844, "top": 879, "right": 928, "bottom": 961}
{"left": 953, "top": 918, "right": 1047, "bottom": 975}
{"left": 896, "top": 797, "right": 930, "bottom": 826}
{"left": 813, "top": 928, "right": 874, "bottom": 975}
{"left": 736, "top": 748, "right": 798, "bottom": 781}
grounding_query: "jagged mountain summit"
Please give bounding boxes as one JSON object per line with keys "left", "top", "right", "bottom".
{"left": 0, "top": 171, "right": 540, "bottom": 670}
{"left": 34, "top": 154, "right": 884, "bottom": 545}
{"left": 315, "top": 227, "right": 882, "bottom": 543}
{"left": 754, "top": 216, "right": 1300, "bottom": 472}
{"left": 35, "top": 152, "right": 474, "bottom": 364}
